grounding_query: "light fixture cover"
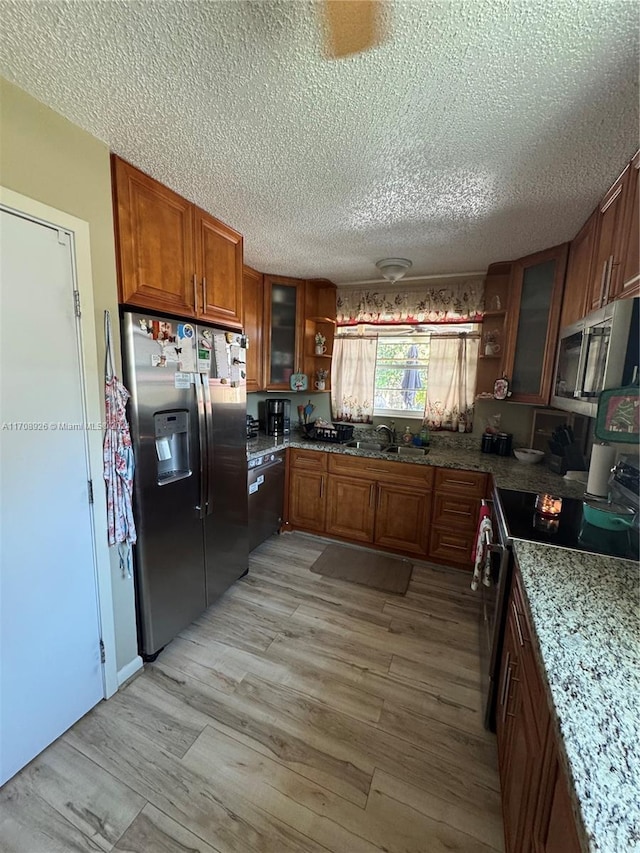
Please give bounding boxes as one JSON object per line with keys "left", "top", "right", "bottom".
{"left": 375, "top": 257, "right": 412, "bottom": 282}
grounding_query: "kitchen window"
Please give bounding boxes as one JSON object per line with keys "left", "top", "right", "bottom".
{"left": 332, "top": 324, "right": 480, "bottom": 426}
{"left": 373, "top": 337, "right": 430, "bottom": 419}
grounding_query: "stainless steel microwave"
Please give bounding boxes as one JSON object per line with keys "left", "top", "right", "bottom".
{"left": 551, "top": 297, "right": 638, "bottom": 417}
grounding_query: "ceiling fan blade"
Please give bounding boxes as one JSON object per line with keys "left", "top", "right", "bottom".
{"left": 323, "top": 0, "right": 384, "bottom": 59}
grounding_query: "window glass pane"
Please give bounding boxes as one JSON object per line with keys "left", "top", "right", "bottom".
{"left": 373, "top": 339, "right": 429, "bottom": 414}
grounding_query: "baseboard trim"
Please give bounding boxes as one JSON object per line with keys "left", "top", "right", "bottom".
{"left": 117, "top": 655, "right": 143, "bottom": 688}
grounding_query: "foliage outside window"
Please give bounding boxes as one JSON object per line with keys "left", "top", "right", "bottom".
{"left": 374, "top": 338, "right": 429, "bottom": 419}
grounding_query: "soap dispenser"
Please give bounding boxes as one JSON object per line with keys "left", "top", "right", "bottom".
{"left": 402, "top": 426, "right": 413, "bottom": 445}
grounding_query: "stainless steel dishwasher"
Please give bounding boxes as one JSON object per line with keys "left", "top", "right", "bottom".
{"left": 248, "top": 451, "right": 285, "bottom": 552}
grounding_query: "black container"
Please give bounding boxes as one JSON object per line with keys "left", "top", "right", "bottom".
{"left": 481, "top": 433, "right": 496, "bottom": 453}
{"left": 496, "top": 432, "right": 513, "bottom": 456}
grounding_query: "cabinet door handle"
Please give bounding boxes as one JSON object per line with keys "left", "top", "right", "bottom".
{"left": 193, "top": 273, "right": 198, "bottom": 314}
{"left": 602, "top": 256, "right": 614, "bottom": 305}
{"left": 597, "top": 258, "right": 608, "bottom": 308}
{"left": 376, "top": 484, "right": 381, "bottom": 510}
{"left": 369, "top": 483, "right": 375, "bottom": 508}
{"left": 511, "top": 600, "right": 525, "bottom": 647}
{"left": 501, "top": 662, "right": 513, "bottom": 725}
{"left": 203, "top": 276, "right": 208, "bottom": 309}
{"left": 319, "top": 476, "right": 324, "bottom": 499}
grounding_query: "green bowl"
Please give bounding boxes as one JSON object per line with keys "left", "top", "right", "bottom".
{"left": 582, "top": 500, "right": 635, "bottom": 531}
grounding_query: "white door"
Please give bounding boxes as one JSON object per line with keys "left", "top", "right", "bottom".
{"left": 0, "top": 209, "right": 104, "bottom": 786}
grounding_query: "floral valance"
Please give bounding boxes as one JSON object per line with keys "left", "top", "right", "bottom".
{"left": 336, "top": 278, "right": 484, "bottom": 326}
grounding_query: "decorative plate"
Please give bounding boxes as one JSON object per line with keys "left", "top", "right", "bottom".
{"left": 290, "top": 372, "right": 308, "bottom": 392}
{"left": 595, "top": 385, "right": 640, "bottom": 443}
{"left": 494, "top": 376, "right": 511, "bottom": 400}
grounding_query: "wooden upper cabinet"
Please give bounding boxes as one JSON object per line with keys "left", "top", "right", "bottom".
{"left": 586, "top": 163, "right": 631, "bottom": 313}
{"left": 503, "top": 243, "right": 568, "bottom": 405}
{"left": 112, "top": 155, "right": 243, "bottom": 328}
{"left": 613, "top": 150, "right": 640, "bottom": 301}
{"left": 242, "top": 265, "right": 264, "bottom": 392}
{"left": 304, "top": 278, "right": 337, "bottom": 392}
{"left": 476, "top": 262, "right": 511, "bottom": 398}
{"left": 194, "top": 208, "right": 243, "bottom": 328}
{"left": 560, "top": 212, "right": 597, "bottom": 329}
{"left": 263, "top": 275, "right": 306, "bottom": 391}
{"left": 112, "top": 154, "right": 195, "bottom": 316}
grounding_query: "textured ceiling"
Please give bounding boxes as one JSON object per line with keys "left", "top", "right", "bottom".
{"left": 1, "top": 0, "right": 638, "bottom": 284}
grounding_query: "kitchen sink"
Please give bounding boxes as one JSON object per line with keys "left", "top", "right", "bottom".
{"left": 344, "top": 440, "right": 430, "bottom": 456}
{"left": 344, "top": 440, "right": 387, "bottom": 451}
{"left": 385, "top": 445, "right": 430, "bottom": 456}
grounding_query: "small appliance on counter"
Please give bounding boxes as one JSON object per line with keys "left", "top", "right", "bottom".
{"left": 261, "top": 398, "right": 291, "bottom": 436}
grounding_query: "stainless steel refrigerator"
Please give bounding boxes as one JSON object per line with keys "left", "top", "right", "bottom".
{"left": 121, "top": 310, "right": 248, "bottom": 659}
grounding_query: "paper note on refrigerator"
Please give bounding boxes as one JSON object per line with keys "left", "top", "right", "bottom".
{"left": 178, "top": 335, "right": 196, "bottom": 372}
{"left": 213, "top": 335, "right": 230, "bottom": 380}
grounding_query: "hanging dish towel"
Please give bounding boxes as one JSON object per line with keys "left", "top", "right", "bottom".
{"left": 471, "top": 503, "right": 493, "bottom": 591}
{"left": 103, "top": 310, "right": 137, "bottom": 576}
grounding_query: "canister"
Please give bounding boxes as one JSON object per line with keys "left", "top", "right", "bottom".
{"left": 481, "top": 433, "right": 496, "bottom": 453}
{"left": 496, "top": 432, "right": 513, "bottom": 456}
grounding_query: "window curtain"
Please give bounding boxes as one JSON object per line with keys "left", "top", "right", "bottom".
{"left": 336, "top": 278, "right": 484, "bottom": 326}
{"left": 423, "top": 334, "right": 479, "bottom": 430}
{"left": 331, "top": 337, "right": 377, "bottom": 423}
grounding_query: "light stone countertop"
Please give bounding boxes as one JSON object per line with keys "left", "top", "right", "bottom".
{"left": 513, "top": 540, "right": 640, "bottom": 853}
{"left": 247, "top": 431, "right": 588, "bottom": 500}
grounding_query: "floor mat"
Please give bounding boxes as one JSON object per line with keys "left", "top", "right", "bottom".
{"left": 310, "top": 543, "right": 413, "bottom": 594}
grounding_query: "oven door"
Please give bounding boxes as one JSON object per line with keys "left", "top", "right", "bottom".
{"left": 480, "top": 497, "right": 512, "bottom": 731}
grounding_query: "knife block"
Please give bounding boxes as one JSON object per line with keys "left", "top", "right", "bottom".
{"left": 548, "top": 454, "right": 568, "bottom": 475}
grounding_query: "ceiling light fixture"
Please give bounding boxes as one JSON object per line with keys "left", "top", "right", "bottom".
{"left": 375, "top": 258, "right": 412, "bottom": 282}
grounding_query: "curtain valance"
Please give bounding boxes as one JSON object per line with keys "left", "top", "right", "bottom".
{"left": 336, "top": 278, "right": 484, "bottom": 326}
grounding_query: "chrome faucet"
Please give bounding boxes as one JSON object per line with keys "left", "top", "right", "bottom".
{"left": 376, "top": 423, "right": 396, "bottom": 445}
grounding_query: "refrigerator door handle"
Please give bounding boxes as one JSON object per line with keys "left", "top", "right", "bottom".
{"left": 202, "top": 376, "right": 215, "bottom": 516}
{"left": 195, "top": 375, "right": 207, "bottom": 519}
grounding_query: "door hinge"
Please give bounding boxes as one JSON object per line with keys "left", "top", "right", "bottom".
{"left": 88, "top": 479, "right": 94, "bottom": 504}
{"left": 73, "top": 289, "right": 81, "bottom": 317}
{"left": 99, "top": 639, "right": 106, "bottom": 664}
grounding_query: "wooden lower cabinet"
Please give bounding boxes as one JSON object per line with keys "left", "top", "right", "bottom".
{"left": 533, "top": 739, "right": 583, "bottom": 853}
{"left": 429, "top": 469, "right": 487, "bottom": 569}
{"left": 374, "top": 483, "right": 431, "bottom": 555}
{"left": 287, "top": 450, "right": 487, "bottom": 563}
{"left": 288, "top": 450, "right": 435, "bottom": 555}
{"left": 288, "top": 469, "right": 326, "bottom": 532}
{"left": 325, "top": 475, "right": 375, "bottom": 543}
{"left": 497, "top": 565, "right": 582, "bottom": 853}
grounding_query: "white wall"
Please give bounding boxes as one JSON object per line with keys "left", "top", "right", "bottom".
{"left": 0, "top": 78, "right": 139, "bottom": 674}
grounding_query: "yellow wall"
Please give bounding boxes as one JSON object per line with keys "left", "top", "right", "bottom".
{"left": 0, "top": 78, "right": 138, "bottom": 672}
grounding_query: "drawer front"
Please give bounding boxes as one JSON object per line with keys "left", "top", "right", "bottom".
{"left": 328, "top": 453, "right": 434, "bottom": 486}
{"left": 289, "top": 448, "right": 327, "bottom": 472}
{"left": 432, "top": 491, "right": 481, "bottom": 530}
{"left": 434, "top": 468, "right": 487, "bottom": 497}
{"left": 428, "top": 525, "right": 475, "bottom": 569}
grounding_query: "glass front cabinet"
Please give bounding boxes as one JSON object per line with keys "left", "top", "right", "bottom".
{"left": 263, "top": 275, "right": 306, "bottom": 390}
{"left": 503, "top": 244, "right": 569, "bottom": 404}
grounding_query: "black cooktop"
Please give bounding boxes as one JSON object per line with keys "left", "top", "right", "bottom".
{"left": 496, "top": 488, "right": 638, "bottom": 561}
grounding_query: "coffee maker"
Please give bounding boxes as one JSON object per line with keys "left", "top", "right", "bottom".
{"left": 263, "top": 398, "right": 291, "bottom": 436}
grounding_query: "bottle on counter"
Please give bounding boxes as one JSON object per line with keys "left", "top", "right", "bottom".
{"left": 402, "top": 426, "right": 413, "bottom": 444}
{"left": 420, "top": 425, "right": 430, "bottom": 446}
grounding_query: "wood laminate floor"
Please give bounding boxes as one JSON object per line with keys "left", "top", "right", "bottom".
{"left": 0, "top": 533, "right": 504, "bottom": 853}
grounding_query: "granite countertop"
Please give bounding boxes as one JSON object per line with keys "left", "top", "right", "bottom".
{"left": 247, "top": 432, "right": 588, "bottom": 499}
{"left": 513, "top": 540, "right": 639, "bottom": 853}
